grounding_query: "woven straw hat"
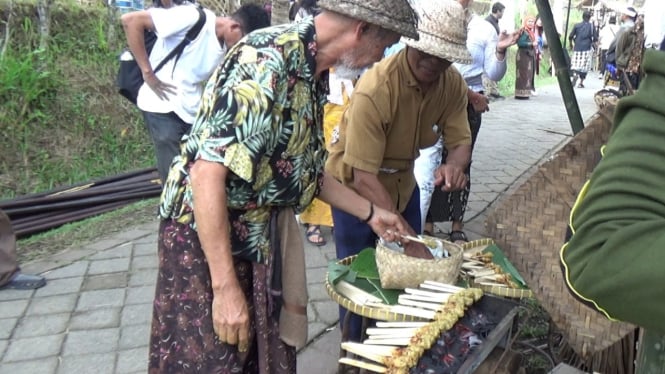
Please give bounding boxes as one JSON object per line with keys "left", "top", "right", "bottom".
{"left": 318, "top": 0, "right": 419, "bottom": 40}
{"left": 401, "top": 0, "right": 472, "bottom": 64}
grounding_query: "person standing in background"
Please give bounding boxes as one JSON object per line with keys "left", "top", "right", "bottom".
{"left": 293, "top": 0, "right": 319, "bottom": 21}
{"left": 0, "top": 210, "right": 46, "bottom": 290}
{"left": 121, "top": 2, "right": 270, "bottom": 183}
{"left": 615, "top": 14, "right": 645, "bottom": 92}
{"left": 598, "top": 16, "right": 618, "bottom": 79}
{"left": 642, "top": 0, "right": 665, "bottom": 50}
{"left": 514, "top": 15, "right": 538, "bottom": 99}
{"left": 483, "top": 2, "right": 506, "bottom": 100}
{"left": 569, "top": 11, "right": 597, "bottom": 88}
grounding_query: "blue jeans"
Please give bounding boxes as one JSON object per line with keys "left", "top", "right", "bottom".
{"left": 142, "top": 111, "right": 191, "bottom": 183}
{"left": 331, "top": 187, "right": 421, "bottom": 341}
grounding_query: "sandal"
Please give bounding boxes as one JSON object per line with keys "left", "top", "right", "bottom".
{"left": 449, "top": 230, "right": 469, "bottom": 244}
{"left": 1, "top": 272, "right": 47, "bottom": 290}
{"left": 305, "top": 224, "right": 326, "bottom": 246}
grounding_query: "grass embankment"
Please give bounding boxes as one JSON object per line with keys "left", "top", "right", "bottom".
{"left": 0, "top": 0, "right": 152, "bottom": 199}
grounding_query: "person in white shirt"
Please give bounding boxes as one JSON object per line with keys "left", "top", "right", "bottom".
{"left": 598, "top": 16, "right": 619, "bottom": 78}
{"left": 642, "top": 0, "right": 665, "bottom": 49}
{"left": 121, "top": 2, "right": 270, "bottom": 183}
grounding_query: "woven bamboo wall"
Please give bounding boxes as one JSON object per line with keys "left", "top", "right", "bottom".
{"left": 485, "top": 107, "right": 636, "bottom": 360}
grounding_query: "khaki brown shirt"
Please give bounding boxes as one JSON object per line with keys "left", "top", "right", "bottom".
{"left": 326, "top": 48, "right": 471, "bottom": 212}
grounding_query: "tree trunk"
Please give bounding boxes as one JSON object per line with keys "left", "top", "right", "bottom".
{"left": 107, "top": 0, "right": 118, "bottom": 50}
{"left": 271, "top": 0, "right": 290, "bottom": 25}
{"left": 36, "top": 0, "right": 54, "bottom": 51}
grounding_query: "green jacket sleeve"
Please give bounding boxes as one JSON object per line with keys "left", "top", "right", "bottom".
{"left": 561, "top": 50, "right": 665, "bottom": 333}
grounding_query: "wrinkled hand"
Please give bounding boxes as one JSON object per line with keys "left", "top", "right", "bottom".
{"left": 403, "top": 240, "right": 434, "bottom": 259}
{"left": 212, "top": 283, "right": 250, "bottom": 353}
{"left": 434, "top": 164, "right": 467, "bottom": 192}
{"left": 367, "top": 205, "right": 406, "bottom": 243}
{"left": 143, "top": 71, "right": 177, "bottom": 101}
{"left": 497, "top": 30, "right": 520, "bottom": 50}
{"left": 468, "top": 91, "right": 489, "bottom": 113}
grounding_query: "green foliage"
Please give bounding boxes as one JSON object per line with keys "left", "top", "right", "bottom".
{"left": 0, "top": 1, "right": 152, "bottom": 199}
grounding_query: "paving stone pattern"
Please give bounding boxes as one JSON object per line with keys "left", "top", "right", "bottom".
{"left": 0, "top": 76, "right": 602, "bottom": 374}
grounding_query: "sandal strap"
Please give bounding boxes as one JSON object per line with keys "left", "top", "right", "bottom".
{"left": 449, "top": 230, "right": 468, "bottom": 242}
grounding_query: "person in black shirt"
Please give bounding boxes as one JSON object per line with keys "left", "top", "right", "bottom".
{"left": 569, "top": 10, "right": 597, "bottom": 88}
{"left": 485, "top": 2, "right": 504, "bottom": 35}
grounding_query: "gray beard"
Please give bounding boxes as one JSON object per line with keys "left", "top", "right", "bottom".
{"left": 332, "top": 64, "right": 364, "bottom": 80}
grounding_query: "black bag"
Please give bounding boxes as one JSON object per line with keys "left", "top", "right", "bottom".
{"left": 117, "top": 5, "right": 206, "bottom": 105}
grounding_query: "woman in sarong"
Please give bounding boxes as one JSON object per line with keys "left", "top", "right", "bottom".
{"left": 515, "top": 15, "right": 537, "bottom": 99}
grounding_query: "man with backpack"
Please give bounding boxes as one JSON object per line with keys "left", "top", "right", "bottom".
{"left": 121, "top": 2, "right": 270, "bottom": 183}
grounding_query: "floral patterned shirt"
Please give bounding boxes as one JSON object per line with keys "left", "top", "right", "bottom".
{"left": 159, "top": 18, "right": 328, "bottom": 264}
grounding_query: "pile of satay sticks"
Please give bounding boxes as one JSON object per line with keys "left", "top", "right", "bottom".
{"left": 337, "top": 281, "right": 483, "bottom": 373}
{"left": 461, "top": 251, "right": 521, "bottom": 289}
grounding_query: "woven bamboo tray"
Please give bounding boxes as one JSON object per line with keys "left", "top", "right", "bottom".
{"left": 485, "top": 107, "right": 635, "bottom": 358}
{"left": 462, "top": 239, "right": 534, "bottom": 299}
{"left": 325, "top": 256, "right": 427, "bottom": 322}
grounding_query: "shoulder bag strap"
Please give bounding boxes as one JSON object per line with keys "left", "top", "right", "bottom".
{"left": 153, "top": 5, "right": 206, "bottom": 74}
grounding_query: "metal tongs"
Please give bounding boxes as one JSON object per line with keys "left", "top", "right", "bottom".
{"left": 398, "top": 234, "right": 450, "bottom": 258}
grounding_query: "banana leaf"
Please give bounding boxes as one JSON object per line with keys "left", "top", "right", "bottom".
{"left": 327, "top": 248, "right": 401, "bottom": 304}
{"left": 349, "top": 248, "right": 380, "bottom": 279}
{"left": 483, "top": 243, "right": 528, "bottom": 288}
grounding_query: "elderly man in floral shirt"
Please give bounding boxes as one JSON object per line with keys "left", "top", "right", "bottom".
{"left": 149, "top": 0, "right": 420, "bottom": 372}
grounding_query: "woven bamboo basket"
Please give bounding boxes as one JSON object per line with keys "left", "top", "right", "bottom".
{"left": 375, "top": 237, "right": 463, "bottom": 290}
{"left": 485, "top": 106, "right": 635, "bottom": 359}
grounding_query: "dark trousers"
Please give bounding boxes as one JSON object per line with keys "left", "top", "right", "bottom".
{"left": 0, "top": 210, "right": 19, "bottom": 287}
{"left": 331, "top": 187, "right": 421, "bottom": 341}
{"left": 430, "top": 103, "right": 482, "bottom": 223}
{"left": 142, "top": 111, "right": 192, "bottom": 183}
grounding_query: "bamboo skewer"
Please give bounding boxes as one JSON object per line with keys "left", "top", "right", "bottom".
{"left": 336, "top": 280, "right": 385, "bottom": 306}
{"left": 363, "top": 337, "right": 412, "bottom": 346}
{"left": 397, "top": 297, "right": 443, "bottom": 311}
{"left": 341, "top": 342, "right": 397, "bottom": 356}
{"left": 404, "top": 288, "right": 451, "bottom": 302}
{"left": 338, "top": 358, "right": 387, "bottom": 373}
{"left": 389, "top": 305, "right": 436, "bottom": 320}
{"left": 366, "top": 327, "right": 420, "bottom": 336}
{"left": 339, "top": 287, "right": 485, "bottom": 374}
{"left": 375, "top": 321, "right": 428, "bottom": 328}
{"left": 422, "top": 280, "right": 465, "bottom": 292}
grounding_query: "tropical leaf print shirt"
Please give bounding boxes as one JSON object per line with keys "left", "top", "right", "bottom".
{"left": 158, "top": 18, "right": 328, "bottom": 264}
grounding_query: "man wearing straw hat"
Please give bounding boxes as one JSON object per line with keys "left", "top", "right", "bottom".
{"left": 326, "top": 0, "right": 473, "bottom": 340}
{"left": 151, "top": 0, "right": 420, "bottom": 372}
